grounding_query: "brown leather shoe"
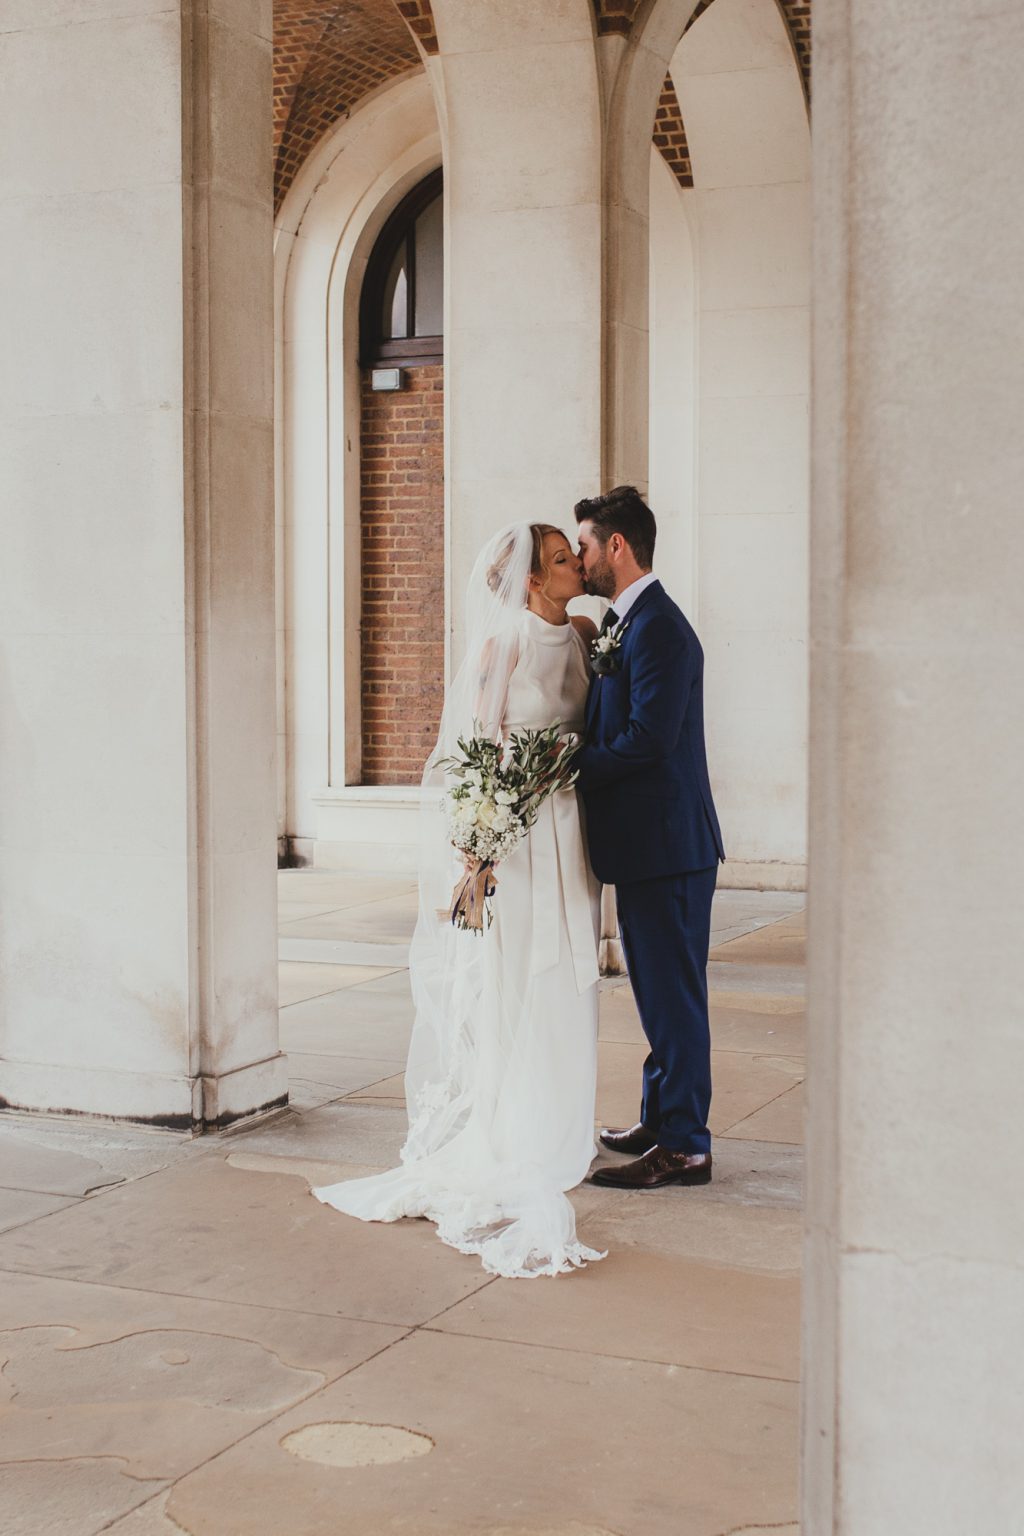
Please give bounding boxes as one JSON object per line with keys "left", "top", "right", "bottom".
{"left": 599, "top": 1122, "right": 658, "bottom": 1157}
{"left": 590, "top": 1145, "right": 712, "bottom": 1189}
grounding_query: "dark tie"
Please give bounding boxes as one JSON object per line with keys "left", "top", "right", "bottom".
{"left": 599, "top": 607, "right": 618, "bottom": 636}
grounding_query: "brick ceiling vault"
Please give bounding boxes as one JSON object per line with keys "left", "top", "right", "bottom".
{"left": 273, "top": 0, "right": 437, "bottom": 211}
{"left": 273, "top": 0, "right": 809, "bottom": 210}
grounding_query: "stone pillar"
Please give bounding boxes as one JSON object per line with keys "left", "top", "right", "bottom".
{"left": 429, "top": 0, "right": 604, "bottom": 643}
{"left": 0, "top": 1, "right": 285, "bottom": 1129}
{"left": 805, "top": 1, "right": 1024, "bottom": 1528}
{"left": 672, "top": 0, "right": 810, "bottom": 889}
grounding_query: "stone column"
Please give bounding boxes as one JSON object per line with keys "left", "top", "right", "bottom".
{"left": 428, "top": 0, "right": 604, "bottom": 642}
{"left": 805, "top": 1, "right": 1024, "bottom": 1528}
{"left": 0, "top": 0, "right": 285, "bottom": 1129}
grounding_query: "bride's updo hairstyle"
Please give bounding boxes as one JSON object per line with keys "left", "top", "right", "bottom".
{"left": 486, "top": 522, "right": 563, "bottom": 603}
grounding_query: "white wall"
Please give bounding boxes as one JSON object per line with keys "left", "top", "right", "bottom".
{"left": 671, "top": 0, "right": 810, "bottom": 887}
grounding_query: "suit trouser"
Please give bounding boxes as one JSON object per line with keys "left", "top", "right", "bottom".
{"left": 615, "top": 864, "right": 718, "bottom": 1155}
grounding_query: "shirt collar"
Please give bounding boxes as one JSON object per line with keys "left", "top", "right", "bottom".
{"left": 609, "top": 571, "right": 658, "bottom": 623}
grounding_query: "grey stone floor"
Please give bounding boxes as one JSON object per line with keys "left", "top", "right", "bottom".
{"left": 0, "top": 873, "right": 804, "bottom": 1536}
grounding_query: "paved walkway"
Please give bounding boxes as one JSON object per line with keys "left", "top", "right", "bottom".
{"left": 1, "top": 873, "right": 804, "bottom": 1536}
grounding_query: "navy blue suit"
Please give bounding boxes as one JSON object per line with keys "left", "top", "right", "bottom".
{"left": 578, "top": 580, "right": 724, "bottom": 1155}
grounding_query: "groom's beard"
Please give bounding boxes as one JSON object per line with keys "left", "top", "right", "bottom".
{"left": 583, "top": 556, "right": 616, "bottom": 599}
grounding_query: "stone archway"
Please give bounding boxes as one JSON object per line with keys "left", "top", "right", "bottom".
{"left": 275, "top": 73, "right": 442, "bottom": 869}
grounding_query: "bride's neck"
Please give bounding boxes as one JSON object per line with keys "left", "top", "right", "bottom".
{"left": 527, "top": 593, "right": 569, "bottom": 626}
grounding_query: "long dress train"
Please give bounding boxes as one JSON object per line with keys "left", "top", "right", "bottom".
{"left": 313, "top": 609, "right": 604, "bottom": 1278}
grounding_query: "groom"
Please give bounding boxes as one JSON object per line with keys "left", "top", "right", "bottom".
{"left": 574, "top": 487, "right": 725, "bottom": 1189}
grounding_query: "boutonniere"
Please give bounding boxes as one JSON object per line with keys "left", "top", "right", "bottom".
{"left": 590, "top": 619, "right": 629, "bottom": 676}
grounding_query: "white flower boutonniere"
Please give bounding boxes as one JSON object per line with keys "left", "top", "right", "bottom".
{"left": 590, "top": 620, "right": 628, "bottom": 677}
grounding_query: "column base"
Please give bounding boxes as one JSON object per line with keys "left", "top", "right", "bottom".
{"left": 0, "top": 1052, "right": 289, "bottom": 1133}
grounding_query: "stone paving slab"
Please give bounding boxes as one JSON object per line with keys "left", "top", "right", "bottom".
{"left": 104, "top": 1491, "right": 182, "bottom": 1534}
{"left": 0, "top": 1120, "right": 200, "bottom": 1197}
{"left": 721, "top": 1082, "right": 804, "bottom": 1145}
{"left": 347, "top": 967, "right": 415, "bottom": 996}
{"left": 708, "top": 997, "right": 806, "bottom": 1057}
{"left": 0, "top": 1271, "right": 402, "bottom": 1536}
{"left": 0, "top": 1154, "right": 491, "bottom": 1328}
{"left": 278, "top": 961, "right": 401, "bottom": 1007}
{"left": 285, "top": 1053, "right": 404, "bottom": 1111}
{"left": 599, "top": 984, "right": 806, "bottom": 1055}
{"left": 430, "top": 1243, "right": 799, "bottom": 1380}
{"left": 0, "top": 1186, "right": 78, "bottom": 1233}
{"left": 277, "top": 872, "right": 416, "bottom": 908}
{"left": 160, "top": 1329, "right": 798, "bottom": 1536}
{"left": 711, "top": 912, "right": 806, "bottom": 968}
{"left": 279, "top": 892, "right": 419, "bottom": 944}
{"left": 708, "top": 960, "right": 805, "bottom": 995}
{"left": 1, "top": 1461, "right": 167, "bottom": 1536}
{"left": 278, "top": 987, "right": 414, "bottom": 1061}
{"left": 580, "top": 1186, "right": 801, "bottom": 1272}
{"left": 222, "top": 1100, "right": 408, "bottom": 1170}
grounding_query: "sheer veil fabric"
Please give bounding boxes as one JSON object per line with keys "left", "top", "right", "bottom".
{"left": 313, "top": 523, "right": 605, "bottom": 1278}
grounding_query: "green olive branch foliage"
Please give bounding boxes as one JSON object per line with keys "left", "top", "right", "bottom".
{"left": 438, "top": 723, "right": 581, "bottom": 835}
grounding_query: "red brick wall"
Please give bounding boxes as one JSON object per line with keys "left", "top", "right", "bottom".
{"left": 654, "top": 73, "right": 693, "bottom": 189}
{"left": 360, "top": 365, "right": 445, "bottom": 785}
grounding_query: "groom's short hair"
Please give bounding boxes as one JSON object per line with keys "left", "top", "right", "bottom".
{"left": 573, "top": 486, "right": 656, "bottom": 569}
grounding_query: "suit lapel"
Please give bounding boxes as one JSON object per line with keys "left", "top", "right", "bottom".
{"left": 585, "top": 583, "right": 663, "bottom": 734}
{"left": 620, "top": 579, "right": 663, "bottom": 628}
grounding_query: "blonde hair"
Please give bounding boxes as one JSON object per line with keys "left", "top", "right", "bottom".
{"left": 486, "top": 523, "right": 565, "bottom": 597}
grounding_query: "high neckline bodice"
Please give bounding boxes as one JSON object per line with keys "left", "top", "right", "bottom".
{"left": 522, "top": 608, "right": 575, "bottom": 646}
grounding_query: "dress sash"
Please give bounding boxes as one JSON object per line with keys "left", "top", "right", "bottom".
{"left": 528, "top": 790, "right": 599, "bottom": 994}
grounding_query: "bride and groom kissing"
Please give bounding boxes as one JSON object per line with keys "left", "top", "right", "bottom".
{"left": 314, "top": 485, "right": 725, "bottom": 1279}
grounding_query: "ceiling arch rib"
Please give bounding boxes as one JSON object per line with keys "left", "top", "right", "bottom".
{"left": 592, "top": 0, "right": 810, "bottom": 95}
{"left": 602, "top": 0, "right": 812, "bottom": 190}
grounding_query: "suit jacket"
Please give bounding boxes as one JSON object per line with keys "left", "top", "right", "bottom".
{"left": 578, "top": 580, "right": 724, "bottom": 886}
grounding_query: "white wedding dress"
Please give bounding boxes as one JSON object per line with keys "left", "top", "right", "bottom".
{"left": 313, "top": 608, "right": 604, "bottom": 1278}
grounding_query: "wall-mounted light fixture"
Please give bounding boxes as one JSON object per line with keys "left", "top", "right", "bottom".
{"left": 371, "top": 367, "right": 405, "bottom": 392}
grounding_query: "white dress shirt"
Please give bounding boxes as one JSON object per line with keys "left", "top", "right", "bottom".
{"left": 608, "top": 570, "right": 658, "bottom": 624}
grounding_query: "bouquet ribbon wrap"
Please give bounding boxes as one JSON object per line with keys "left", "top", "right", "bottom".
{"left": 449, "top": 858, "right": 497, "bottom": 932}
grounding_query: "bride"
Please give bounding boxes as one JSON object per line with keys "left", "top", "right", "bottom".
{"left": 313, "top": 522, "right": 605, "bottom": 1278}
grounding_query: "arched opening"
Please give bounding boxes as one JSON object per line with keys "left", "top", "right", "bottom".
{"left": 275, "top": 71, "right": 443, "bottom": 868}
{"left": 360, "top": 168, "right": 443, "bottom": 366}
{"left": 357, "top": 169, "right": 446, "bottom": 787}
{"left": 642, "top": 0, "right": 811, "bottom": 888}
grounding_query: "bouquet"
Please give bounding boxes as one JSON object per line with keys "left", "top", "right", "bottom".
{"left": 440, "top": 724, "right": 581, "bottom": 932}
